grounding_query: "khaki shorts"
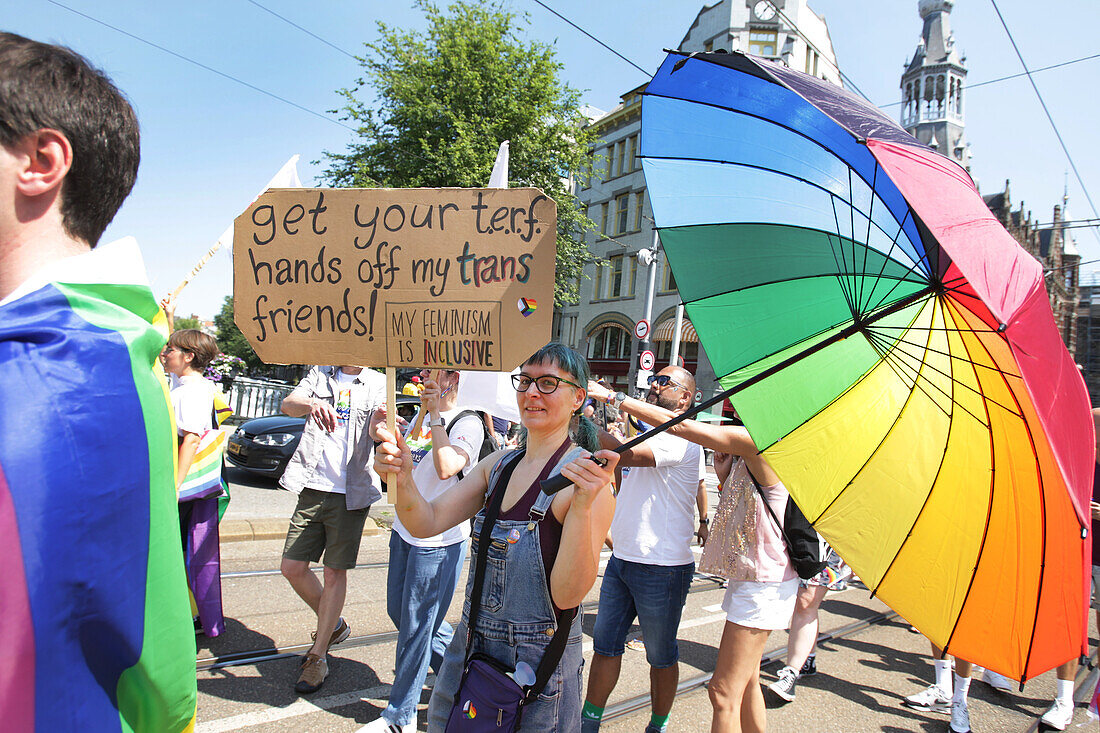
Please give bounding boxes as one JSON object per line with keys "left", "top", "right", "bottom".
{"left": 282, "top": 488, "right": 369, "bottom": 569}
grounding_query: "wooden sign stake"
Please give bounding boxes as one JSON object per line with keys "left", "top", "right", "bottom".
{"left": 385, "top": 366, "right": 396, "bottom": 505}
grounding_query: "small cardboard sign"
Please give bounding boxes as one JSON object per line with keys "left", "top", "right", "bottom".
{"left": 233, "top": 187, "right": 557, "bottom": 369}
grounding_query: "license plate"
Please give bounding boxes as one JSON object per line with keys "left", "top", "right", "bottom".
{"left": 228, "top": 442, "right": 241, "bottom": 455}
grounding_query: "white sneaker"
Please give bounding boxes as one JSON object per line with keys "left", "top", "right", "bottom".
{"left": 903, "top": 684, "right": 951, "bottom": 713}
{"left": 1039, "top": 698, "right": 1074, "bottom": 731}
{"left": 949, "top": 701, "right": 970, "bottom": 732}
{"left": 980, "top": 667, "right": 1014, "bottom": 692}
{"left": 356, "top": 717, "right": 415, "bottom": 733}
{"left": 768, "top": 666, "right": 798, "bottom": 702}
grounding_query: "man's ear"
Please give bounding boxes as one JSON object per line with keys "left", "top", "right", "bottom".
{"left": 14, "top": 129, "right": 72, "bottom": 198}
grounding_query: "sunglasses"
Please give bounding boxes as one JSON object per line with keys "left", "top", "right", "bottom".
{"left": 511, "top": 373, "right": 584, "bottom": 394}
{"left": 647, "top": 374, "right": 687, "bottom": 391}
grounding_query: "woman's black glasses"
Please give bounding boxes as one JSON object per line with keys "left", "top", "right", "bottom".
{"left": 511, "top": 373, "right": 584, "bottom": 394}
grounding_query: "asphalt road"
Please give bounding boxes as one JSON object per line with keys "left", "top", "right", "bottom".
{"left": 199, "top": 469, "right": 1099, "bottom": 732}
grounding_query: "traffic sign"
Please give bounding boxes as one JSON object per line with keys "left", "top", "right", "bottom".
{"left": 695, "top": 390, "right": 703, "bottom": 403}
{"left": 634, "top": 319, "right": 650, "bottom": 341}
{"left": 639, "top": 350, "right": 655, "bottom": 371}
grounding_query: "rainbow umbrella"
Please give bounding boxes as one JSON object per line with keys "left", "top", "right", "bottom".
{"left": 641, "top": 50, "right": 1093, "bottom": 682}
{"left": 0, "top": 238, "right": 197, "bottom": 730}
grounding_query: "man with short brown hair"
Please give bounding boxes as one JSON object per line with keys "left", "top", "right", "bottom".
{"left": 279, "top": 364, "right": 387, "bottom": 693}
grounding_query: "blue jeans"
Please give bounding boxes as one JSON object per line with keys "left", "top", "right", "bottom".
{"left": 591, "top": 556, "right": 694, "bottom": 668}
{"left": 383, "top": 532, "right": 467, "bottom": 726}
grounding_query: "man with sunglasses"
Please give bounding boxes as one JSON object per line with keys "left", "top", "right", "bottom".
{"left": 583, "top": 366, "right": 704, "bottom": 733}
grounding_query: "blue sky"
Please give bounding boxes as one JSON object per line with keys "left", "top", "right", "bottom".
{"left": 8, "top": 0, "right": 1098, "bottom": 318}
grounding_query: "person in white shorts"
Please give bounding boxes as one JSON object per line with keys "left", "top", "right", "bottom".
{"left": 593, "top": 395, "right": 794, "bottom": 733}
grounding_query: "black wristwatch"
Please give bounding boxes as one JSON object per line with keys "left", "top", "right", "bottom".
{"left": 699, "top": 517, "right": 709, "bottom": 525}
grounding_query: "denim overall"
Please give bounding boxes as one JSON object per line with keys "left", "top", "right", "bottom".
{"left": 427, "top": 447, "right": 586, "bottom": 732}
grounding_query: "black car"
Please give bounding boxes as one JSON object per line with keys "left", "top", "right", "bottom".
{"left": 226, "top": 395, "right": 420, "bottom": 480}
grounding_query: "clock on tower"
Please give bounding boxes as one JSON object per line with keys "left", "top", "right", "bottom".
{"left": 752, "top": 1, "right": 777, "bottom": 21}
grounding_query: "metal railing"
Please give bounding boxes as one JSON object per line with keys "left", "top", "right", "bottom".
{"left": 226, "top": 377, "right": 294, "bottom": 420}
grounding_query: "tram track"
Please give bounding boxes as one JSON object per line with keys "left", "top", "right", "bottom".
{"left": 197, "top": 572, "right": 728, "bottom": 672}
{"left": 602, "top": 609, "right": 900, "bottom": 721}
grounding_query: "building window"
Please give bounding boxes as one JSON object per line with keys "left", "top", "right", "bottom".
{"left": 593, "top": 262, "right": 607, "bottom": 301}
{"left": 606, "top": 254, "right": 636, "bottom": 299}
{"left": 606, "top": 145, "right": 614, "bottom": 179}
{"left": 628, "top": 134, "right": 639, "bottom": 171}
{"left": 748, "top": 29, "right": 777, "bottom": 57}
{"left": 617, "top": 141, "right": 627, "bottom": 177}
{"left": 634, "top": 191, "right": 645, "bottom": 231}
{"left": 588, "top": 324, "right": 631, "bottom": 360}
{"left": 608, "top": 255, "right": 625, "bottom": 298}
{"left": 659, "top": 259, "right": 678, "bottom": 293}
{"left": 704, "top": 39, "right": 714, "bottom": 52}
{"left": 600, "top": 202, "right": 609, "bottom": 236}
{"left": 615, "top": 193, "right": 629, "bottom": 235}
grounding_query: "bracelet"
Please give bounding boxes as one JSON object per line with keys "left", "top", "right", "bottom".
{"left": 699, "top": 517, "right": 709, "bottom": 525}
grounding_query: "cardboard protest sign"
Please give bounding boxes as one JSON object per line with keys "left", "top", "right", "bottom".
{"left": 233, "top": 188, "right": 556, "bottom": 369}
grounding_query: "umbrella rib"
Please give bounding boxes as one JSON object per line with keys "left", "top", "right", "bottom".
{"left": 866, "top": 249, "right": 941, "bottom": 314}
{"left": 829, "top": 196, "right": 860, "bottom": 317}
{"left": 872, "top": 324, "right": 1000, "bottom": 335}
{"left": 864, "top": 329, "right": 997, "bottom": 426}
{"left": 939, "top": 298, "right": 1060, "bottom": 682}
{"left": 857, "top": 162, "right": 879, "bottom": 313}
{"left": 645, "top": 153, "right": 922, "bottom": 269}
{"left": 860, "top": 207, "right": 925, "bottom": 316}
{"left": 864, "top": 299, "right": 959, "bottom": 601}
{"left": 809, "top": 300, "right": 944, "bottom": 529}
{"left": 869, "top": 327, "right": 1022, "bottom": 379}
{"left": 680, "top": 272, "right": 919, "bottom": 305}
{"left": 847, "top": 168, "right": 860, "bottom": 311}
{"left": 871, "top": 323, "right": 1025, "bottom": 383}
{"left": 641, "top": 91, "right": 925, "bottom": 265}
{"left": 939, "top": 301, "right": 1003, "bottom": 665}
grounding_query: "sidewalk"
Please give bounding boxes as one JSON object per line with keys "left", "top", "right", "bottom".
{"left": 219, "top": 465, "right": 395, "bottom": 542}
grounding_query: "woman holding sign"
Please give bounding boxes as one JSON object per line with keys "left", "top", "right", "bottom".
{"left": 372, "top": 343, "right": 617, "bottom": 732}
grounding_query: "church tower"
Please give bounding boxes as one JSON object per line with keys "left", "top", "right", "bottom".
{"left": 900, "top": 0, "right": 970, "bottom": 169}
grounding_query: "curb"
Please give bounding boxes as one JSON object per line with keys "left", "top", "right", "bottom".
{"left": 221, "top": 515, "right": 389, "bottom": 543}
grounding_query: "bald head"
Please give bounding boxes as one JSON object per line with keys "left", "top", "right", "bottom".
{"left": 647, "top": 365, "right": 696, "bottom": 414}
{"left": 664, "top": 366, "right": 696, "bottom": 396}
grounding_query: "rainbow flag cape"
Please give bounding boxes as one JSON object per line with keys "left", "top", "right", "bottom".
{"left": 177, "top": 429, "right": 229, "bottom": 503}
{"left": 0, "top": 238, "right": 197, "bottom": 732}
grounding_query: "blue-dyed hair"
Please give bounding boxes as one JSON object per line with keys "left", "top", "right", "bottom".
{"left": 521, "top": 342, "right": 599, "bottom": 452}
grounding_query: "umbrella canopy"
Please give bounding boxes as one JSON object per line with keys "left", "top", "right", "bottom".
{"left": 641, "top": 50, "right": 1094, "bottom": 682}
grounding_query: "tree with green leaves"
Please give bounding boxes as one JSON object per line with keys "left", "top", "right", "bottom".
{"left": 213, "top": 295, "right": 264, "bottom": 375}
{"left": 323, "top": 0, "right": 596, "bottom": 305}
{"left": 173, "top": 315, "right": 201, "bottom": 331}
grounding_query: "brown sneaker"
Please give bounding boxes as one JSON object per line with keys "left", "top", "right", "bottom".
{"left": 295, "top": 653, "right": 328, "bottom": 694}
{"left": 310, "top": 617, "right": 351, "bottom": 648}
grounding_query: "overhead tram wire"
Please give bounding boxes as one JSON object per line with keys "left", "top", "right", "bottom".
{"left": 243, "top": 0, "right": 361, "bottom": 61}
{"left": 762, "top": 0, "right": 874, "bottom": 104}
{"left": 989, "top": 0, "right": 1100, "bottom": 247}
{"left": 42, "top": 0, "right": 442, "bottom": 186}
{"left": 44, "top": 0, "right": 356, "bottom": 135}
{"left": 878, "top": 53, "right": 1100, "bottom": 108}
{"left": 527, "top": 0, "right": 651, "bottom": 77}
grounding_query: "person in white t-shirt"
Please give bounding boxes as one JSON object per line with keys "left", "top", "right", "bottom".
{"left": 583, "top": 367, "right": 703, "bottom": 733}
{"left": 161, "top": 329, "right": 219, "bottom": 486}
{"left": 278, "top": 365, "right": 387, "bottom": 694}
{"left": 360, "top": 369, "right": 486, "bottom": 733}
